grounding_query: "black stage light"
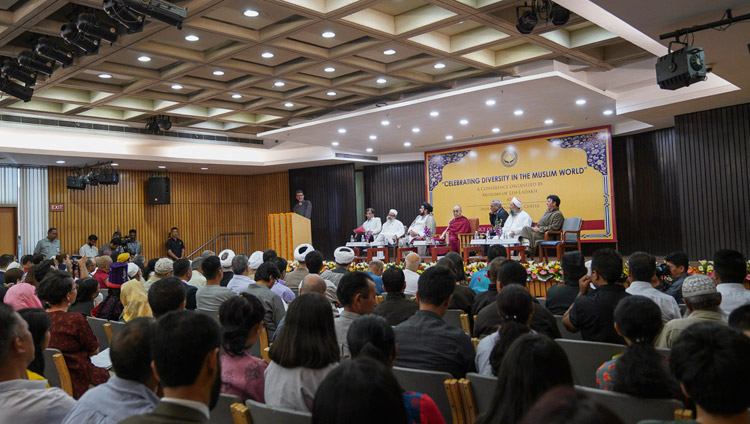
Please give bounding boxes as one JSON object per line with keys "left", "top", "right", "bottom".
{"left": 549, "top": 3, "right": 570, "bottom": 26}
{"left": 145, "top": 117, "right": 159, "bottom": 133}
{"left": 516, "top": 9, "right": 538, "bottom": 34}
{"left": 121, "top": 0, "right": 187, "bottom": 29}
{"left": 157, "top": 115, "right": 171, "bottom": 130}
{"left": 102, "top": 0, "right": 145, "bottom": 33}
{"left": 83, "top": 170, "right": 99, "bottom": 186}
{"left": 0, "top": 77, "right": 33, "bottom": 101}
{"left": 61, "top": 22, "right": 100, "bottom": 55}
{"left": 99, "top": 168, "right": 120, "bottom": 185}
{"left": 17, "top": 51, "right": 55, "bottom": 76}
{"left": 35, "top": 38, "right": 75, "bottom": 67}
{"left": 77, "top": 13, "right": 119, "bottom": 44}
{"left": 67, "top": 175, "right": 86, "bottom": 190}
{"left": 2, "top": 60, "right": 37, "bottom": 86}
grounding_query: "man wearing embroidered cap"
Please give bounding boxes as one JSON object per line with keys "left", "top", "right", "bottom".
{"left": 655, "top": 274, "right": 726, "bottom": 348}
{"left": 321, "top": 247, "right": 354, "bottom": 287}
{"left": 285, "top": 244, "right": 313, "bottom": 290}
{"left": 145, "top": 258, "right": 173, "bottom": 291}
{"left": 374, "top": 209, "right": 405, "bottom": 245}
{"left": 218, "top": 249, "right": 235, "bottom": 287}
{"left": 501, "top": 197, "right": 532, "bottom": 242}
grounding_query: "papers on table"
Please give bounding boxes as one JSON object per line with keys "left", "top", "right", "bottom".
{"left": 91, "top": 348, "right": 112, "bottom": 369}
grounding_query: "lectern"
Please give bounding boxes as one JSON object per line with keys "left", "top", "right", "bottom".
{"left": 268, "top": 213, "right": 312, "bottom": 260}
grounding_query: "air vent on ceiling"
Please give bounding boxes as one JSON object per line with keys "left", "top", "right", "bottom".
{"left": 335, "top": 153, "right": 378, "bottom": 161}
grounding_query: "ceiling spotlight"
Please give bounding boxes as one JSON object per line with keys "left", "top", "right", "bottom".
{"left": 243, "top": 9, "right": 259, "bottom": 17}
{"left": 514, "top": 109, "right": 524, "bottom": 116}
{"left": 492, "top": 127, "right": 500, "bottom": 133}
{"left": 137, "top": 55, "right": 151, "bottom": 62}
{"left": 445, "top": 135, "right": 453, "bottom": 140}
{"left": 284, "top": 102, "right": 294, "bottom": 108}
{"left": 603, "top": 109, "right": 613, "bottom": 115}
{"left": 324, "top": 67, "right": 335, "bottom": 73}
{"left": 575, "top": 99, "right": 586, "bottom": 105}
{"left": 103, "top": 0, "right": 146, "bottom": 33}
{"left": 366, "top": 148, "right": 373, "bottom": 153}
{"left": 369, "top": 135, "right": 377, "bottom": 140}
{"left": 0, "top": 77, "right": 33, "bottom": 102}
{"left": 76, "top": 13, "right": 118, "bottom": 44}
{"left": 549, "top": 3, "right": 570, "bottom": 26}
{"left": 171, "top": 84, "right": 183, "bottom": 89}
{"left": 331, "top": 141, "right": 339, "bottom": 146}
{"left": 338, "top": 128, "right": 346, "bottom": 134}
{"left": 111, "top": 163, "right": 119, "bottom": 166}
{"left": 158, "top": 165, "right": 166, "bottom": 169}
{"left": 403, "top": 142, "right": 411, "bottom": 147}
{"left": 459, "top": 119, "right": 468, "bottom": 125}
{"left": 485, "top": 99, "right": 496, "bottom": 106}
{"left": 516, "top": 7, "right": 538, "bottom": 34}
{"left": 200, "top": 167, "right": 208, "bottom": 170}
{"left": 376, "top": 78, "right": 387, "bottom": 84}
{"left": 61, "top": 22, "right": 100, "bottom": 55}
{"left": 35, "top": 38, "right": 74, "bottom": 67}
{"left": 184, "top": 34, "right": 199, "bottom": 41}
{"left": 2, "top": 60, "right": 37, "bottom": 87}
{"left": 381, "top": 120, "right": 389, "bottom": 126}
{"left": 544, "top": 119, "right": 554, "bottom": 124}
{"left": 430, "top": 111, "right": 439, "bottom": 117}
{"left": 273, "top": 81, "right": 285, "bottom": 87}
{"left": 412, "top": 127, "right": 420, "bottom": 133}
{"left": 232, "top": 93, "right": 242, "bottom": 99}
{"left": 321, "top": 31, "right": 335, "bottom": 38}
{"left": 383, "top": 49, "right": 396, "bottom": 55}
{"left": 98, "top": 73, "right": 112, "bottom": 79}
{"left": 326, "top": 91, "right": 337, "bottom": 96}
{"left": 56, "top": 160, "right": 66, "bottom": 164}
{"left": 261, "top": 52, "right": 274, "bottom": 58}
{"left": 213, "top": 70, "right": 224, "bottom": 76}
{"left": 433, "top": 62, "right": 446, "bottom": 69}
{"left": 17, "top": 50, "right": 55, "bottom": 76}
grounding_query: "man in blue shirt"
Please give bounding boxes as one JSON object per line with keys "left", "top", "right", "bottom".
{"left": 469, "top": 245, "right": 506, "bottom": 293}
{"left": 365, "top": 260, "right": 385, "bottom": 295}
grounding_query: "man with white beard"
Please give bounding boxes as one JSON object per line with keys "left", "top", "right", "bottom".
{"left": 501, "top": 197, "right": 532, "bottom": 242}
{"left": 374, "top": 209, "right": 405, "bottom": 245}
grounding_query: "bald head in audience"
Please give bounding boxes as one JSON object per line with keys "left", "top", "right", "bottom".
{"left": 300, "top": 274, "right": 326, "bottom": 295}
{"left": 405, "top": 253, "right": 420, "bottom": 271}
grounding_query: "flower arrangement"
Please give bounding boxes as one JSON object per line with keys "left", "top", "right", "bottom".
{"left": 424, "top": 227, "right": 431, "bottom": 241}
{"left": 688, "top": 260, "right": 750, "bottom": 281}
{"left": 465, "top": 261, "right": 487, "bottom": 278}
{"left": 523, "top": 261, "right": 563, "bottom": 281}
{"left": 286, "top": 260, "right": 298, "bottom": 273}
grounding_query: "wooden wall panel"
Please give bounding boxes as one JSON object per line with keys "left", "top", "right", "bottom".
{"left": 48, "top": 168, "right": 289, "bottom": 260}
{"left": 364, "top": 162, "right": 426, "bottom": 225}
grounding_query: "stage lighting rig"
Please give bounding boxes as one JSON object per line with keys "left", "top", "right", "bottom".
{"left": 67, "top": 175, "right": 86, "bottom": 190}
{"left": 103, "top": 0, "right": 186, "bottom": 30}
{"left": 61, "top": 21, "right": 101, "bottom": 55}
{"left": 0, "top": 77, "right": 33, "bottom": 102}
{"left": 35, "top": 38, "right": 75, "bottom": 67}
{"left": 83, "top": 169, "right": 100, "bottom": 186}
{"left": 516, "top": 6, "right": 538, "bottom": 34}
{"left": 145, "top": 115, "right": 172, "bottom": 133}
{"left": 515, "top": 0, "right": 569, "bottom": 34}
{"left": 103, "top": 0, "right": 145, "bottom": 33}
{"left": 77, "top": 13, "right": 119, "bottom": 44}
{"left": 17, "top": 50, "right": 54, "bottom": 76}
{"left": 1, "top": 59, "right": 37, "bottom": 87}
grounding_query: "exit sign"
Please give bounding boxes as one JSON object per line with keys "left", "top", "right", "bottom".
{"left": 50, "top": 203, "right": 64, "bottom": 212}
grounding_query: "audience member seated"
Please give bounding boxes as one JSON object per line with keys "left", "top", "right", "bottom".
{"left": 243, "top": 262, "right": 286, "bottom": 339}
{"left": 269, "top": 256, "right": 295, "bottom": 304}
{"left": 285, "top": 243, "right": 313, "bottom": 290}
{"left": 196, "top": 256, "right": 235, "bottom": 311}
{"left": 263, "top": 249, "right": 277, "bottom": 263}
{"left": 444, "top": 252, "right": 476, "bottom": 314}
{"left": 471, "top": 256, "right": 506, "bottom": 317}
{"left": 596, "top": 296, "right": 678, "bottom": 398}
{"left": 728, "top": 304, "right": 750, "bottom": 337}
{"left": 347, "top": 315, "right": 445, "bottom": 423}
{"left": 121, "top": 276, "right": 153, "bottom": 321}
{"left": 476, "top": 334, "right": 574, "bottom": 424}
{"left": 475, "top": 285, "right": 533, "bottom": 376}
{"left": 639, "top": 322, "right": 750, "bottom": 424}
{"left": 713, "top": 249, "right": 750, "bottom": 317}
{"left": 305, "top": 250, "right": 340, "bottom": 306}
{"left": 564, "top": 248, "right": 629, "bottom": 344}
{"left": 393, "top": 266, "right": 475, "bottom": 378}
{"left": 218, "top": 294, "right": 267, "bottom": 403}
{"left": 62, "top": 317, "right": 159, "bottom": 424}
{"left": 520, "top": 386, "right": 624, "bottom": 424}
{"left": 0, "top": 254, "right": 14, "bottom": 284}
{"left": 334, "top": 272, "right": 377, "bottom": 357}
{"left": 144, "top": 258, "right": 173, "bottom": 292}
{"left": 3, "top": 265, "right": 43, "bottom": 310}
{"left": 265, "top": 293, "right": 339, "bottom": 412}
{"left": 17, "top": 307, "right": 50, "bottom": 381}
{"left": 373, "top": 267, "right": 419, "bottom": 326}
{"left": 173, "top": 259, "right": 197, "bottom": 310}
{"left": 469, "top": 245, "right": 506, "bottom": 293}
{"left": 0, "top": 304, "right": 75, "bottom": 422}
{"left": 321, "top": 247, "right": 355, "bottom": 286}
{"left": 403, "top": 253, "right": 421, "bottom": 296}
{"left": 218, "top": 249, "right": 236, "bottom": 287}
{"left": 626, "top": 252, "right": 680, "bottom": 323}
{"left": 475, "top": 260, "right": 560, "bottom": 340}
{"left": 656, "top": 274, "right": 726, "bottom": 348}
{"left": 545, "top": 251, "right": 587, "bottom": 315}
{"left": 121, "top": 311, "right": 222, "bottom": 424}
{"left": 247, "top": 251, "right": 264, "bottom": 281}
{"left": 226, "top": 254, "right": 252, "bottom": 294}
{"left": 92, "top": 256, "right": 112, "bottom": 289}
{"left": 148, "top": 277, "right": 186, "bottom": 319}
{"left": 440, "top": 205, "right": 471, "bottom": 253}
{"left": 37, "top": 269, "right": 109, "bottom": 398}
{"left": 660, "top": 251, "right": 690, "bottom": 304}
{"left": 271, "top": 274, "right": 331, "bottom": 343}
{"left": 366, "top": 260, "right": 385, "bottom": 295}
{"left": 187, "top": 257, "right": 206, "bottom": 289}
{"left": 68, "top": 278, "right": 99, "bottom": 316}
{"left": 0, "top": 268, "right": 23, "bottom": 302}
{"left": 313, "top": 358, "right": 408, "bottom": 424}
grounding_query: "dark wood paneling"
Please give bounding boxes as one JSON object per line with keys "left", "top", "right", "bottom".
{"left": 363, "top": 162, "right": 426, "bottom": 227}
{"left": 289, "top": 164, "right": 356, "bottom": 259}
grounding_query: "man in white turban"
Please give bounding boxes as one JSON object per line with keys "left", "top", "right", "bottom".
{"left": 374, "top": 209, "right": 405, "bottom": 245}
{"left": 501, "top": 197, "right": 532, "bottom": 242}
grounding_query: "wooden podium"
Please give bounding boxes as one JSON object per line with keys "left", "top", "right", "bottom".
{"left": 268, "top": 213, "right": 312, "bottom": 260}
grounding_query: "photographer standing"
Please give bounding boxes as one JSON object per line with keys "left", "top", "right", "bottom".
{"left": 660, "top": 251, "right": 690, "bottom": 304}
{"left": 109, "top": 231, "right": 126, "bottom": 257}
{"left": 125, "top": 229, "right": 142, "bottom": 256}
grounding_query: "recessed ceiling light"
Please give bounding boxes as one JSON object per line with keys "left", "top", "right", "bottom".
{"left": 369, "top": 135, "right": 377, "bottom": 140}
{"left": 56, "top": 160, "right": 65, "bottom": 164}
{"left": 158, "top": 165, "right": 166, "bottom": 169}
{"left": 412, "top": 127, "right": 420, "bottom": 133}
{"left": 232, "top": 94, "right": 242, "bottom": 99}
{"left": 381, "top": 120, "right": 390, "bottom": 126}
{"left": 261, "top": 52, "right": 274, "bottom": 58}
{"left": 284, "top": 102, "right": 294, "bottom": 108}
{"left": 485, "top": 99, "right": 496, "bottom": 106}
{"left": 326, "top": 91, "right": 337, "bottom": 96}
{"left": 383, "top": 49, "right": 396, "bottom": 55}
{"left": 514, "top": 109, "right": 524, "bottom": 116}
{"left": 200, "top": 167, "right": 208, "bottom": 170}
{"left": 430, "top": 111, "right": 439, "bottom": 117}
{"left": 111, "top": 163, "right": 118, "bottom": 166}
{"left": 137, "top": 55, "right": 151, "bottom": 62}
{"left": 434, "top": 62, "right": 446, "bottom": 69}
{"left": 321, "top": 31, "right": 335, "bottom": 38}
{"left": 171, "top": 84, "right": 183, "bottom": 90}
{"left": 544, "top": 119, "right": 554, "bottom": 124}
{"left": 576, "top": 99, "right": 587, "bottom": 105}
{"left": 403, "top": 142, "right": 412, "bottom": 147}
{"left": 338, "top": 128, "right": 346, "bottom": 134}
{"left": 243, "top": 9, "right": 259, "bottom": 17}
{"left": 459, "top": 119, "right": 468, "bottom": 125}
{"left": 492, "top": 127, "right": 500, "bottom": 133}
{"left": 212, "top": 70, "right": 225, "bottom": 76}
{"left": 184, "top": 34, "right": 199, "bottom": 41}
{"left": 445, "top": 135, "right": 453, "bottom": 140}
{"left": 273, "top": 81, "right": 285, "bottom": 87}
{"left": 376, "top": 78, "right": 387, "bottom": 84}
{"left": 98, "top": 73, "right": 112, "bottom": 79}
{"left": 366, "top": 148, "right": 373, "bottom": 153}
{"left": 331, "top": 141, "right": 339, "bottom": 146}
{"left": 603, "top": 109, "right": 614, "bottom": 115}
{"left": 324, "top": 67, "right": 336, "bottom": 73}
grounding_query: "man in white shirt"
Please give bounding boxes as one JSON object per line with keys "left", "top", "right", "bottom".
{"left": 79, "top": 234, "right": 99, "bottom": 258}
{"left": 713, "top": 249, "right": 750, "bottom": 317}
{"left": 625, "top": 252, "right": 681, "bottom": 323}
{"left": 354, "top": 208, "right": 382, "bottom": 241}
{"left": 226, "top": 254, "right": 253, "bottom": 294}
{"left": 501, "top": 197, "right": 533, "bottom": 242}
{"left": 403, "top": 202, "right": 437, "bottom": 245}
{"left": 374, "top": 209, "right": 405, "bottom": 245}
{"left": 403, "top": 253, "right": 421, "bottom": 296}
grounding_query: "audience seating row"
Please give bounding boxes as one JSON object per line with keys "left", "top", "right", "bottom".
{"left": 42, "top": 348, "right": 73, "bottom": 397}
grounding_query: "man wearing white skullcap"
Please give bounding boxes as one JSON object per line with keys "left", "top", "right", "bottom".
{"left": 285, "top": 244, "right": 313, "bottom": 290}
{"left": 501, "top": 197, "right": 532, "bottom": 242}
{"left": 247, "top": 251, "right": 264, "bottom": 280}
{"left": 321, "top": 247, "right": 355, "bottom": 286}
{"left": 374, "top": 209, "right": 405, "bottom": 245}
{"left": 218, "top": 249, "right": 235, "bottom": 287}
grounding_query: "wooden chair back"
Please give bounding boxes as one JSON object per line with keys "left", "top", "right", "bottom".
{"left": 210, "top": 393, "right": 242, "bottom": 424}
{"left": 575, "top": 386, "right": 684, "bottom": 424}
{"left": 230, "top": 403, "right": 251, "bottom": 424}
{"left": 393, "top": 366, "right": 454, "bottom": 423}
{"left": 246, "top": 399, "right": 312, "bottom": 424}
{"left": 444, "top": 379, "right": 467, "bottom": 424}
{"left": 86, "top": 316, "right": 111, "bottom": 350}
{"left": 443, "top": 309, "right": 464, "bottom": 331}
{"left": 554, "top": 315, "right": 583, "bottom": 340}
{"left": 43, "top": 348, "right": 74, "bottom": 397}
{"left": 555, "top": 339, "right": 625, "bottom": 388}
{"left": 375, "top": 295, "right": 384, "bottom": 304}
{"left": 259, "top": 327, "right": 271, "bottom": 362}
{"left": 459, "top": 313, "right": 471, "bottom": 335}
{"left": 465, "top": 372, "right": 497, "bottom": 417}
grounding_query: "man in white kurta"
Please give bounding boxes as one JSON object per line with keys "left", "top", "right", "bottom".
{"left": 501, "top": 197, "right": 532, "bottom": 243}
{"left": 374, "top": 209, "right": 405, "bottom": 245}
{"left": 402, "top": 203, "right": 437, "bottom": 245}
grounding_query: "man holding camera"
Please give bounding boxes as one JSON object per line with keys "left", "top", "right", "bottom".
{"left": 659, "top": 251, "right": 690, "bottom": 304}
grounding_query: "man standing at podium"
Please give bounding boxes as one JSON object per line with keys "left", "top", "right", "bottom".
{"left": 293, "top": 190, "right": 312, "bottom": 218}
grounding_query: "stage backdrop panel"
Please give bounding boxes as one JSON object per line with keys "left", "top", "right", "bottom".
{"left": 425, "top": 127, "right": 616, "bottom": 243}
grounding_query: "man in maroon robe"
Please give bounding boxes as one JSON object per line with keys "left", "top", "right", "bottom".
{"left": 441, "top": 205, "right": 472, "bottom": 252}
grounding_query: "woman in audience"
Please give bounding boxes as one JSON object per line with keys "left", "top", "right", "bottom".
{"left": 120, "top": 279, "right": 152, "bottom": 321}
{"left": 596, "top": 295, "right": 678, "bottom": 398}
{"left": 17, "top": 307, "right": 51, "bottom": 381}
{"left": 475, "top": 285, "right": 534, "bottom": 375}
{"left": 313, "top": 358, "right": 409, "bottom": 424}
{"left": 0, "top": 267, "right": 24, "bottom": 302}
{"left": 144, "top": 257, "right": 159, "bottom": 280}
{"left": 36, "top": 269, "right": 109, "bottom": 398}
{"left": 476, "top": 334, "right": 574, "bottom": 424}
{"left": 3, "top": 265, "right": 43, "bottom": 310}
{"left": 68, "top": 278, "right": 99, "bottom": 316}
{"left": 520, "top": 386, "right": 624, "bottom": 424}
{"left": 347, "top": 315, "right": 445, "bottom": 424}
{"left": 265, "top": 293, "right": 339, "bottom": 412}
{"left": 55, "top": 253, "right": 70, "bottom": 271}
{"left": 219, "top": 293, "right": 267, "bottom": 402}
